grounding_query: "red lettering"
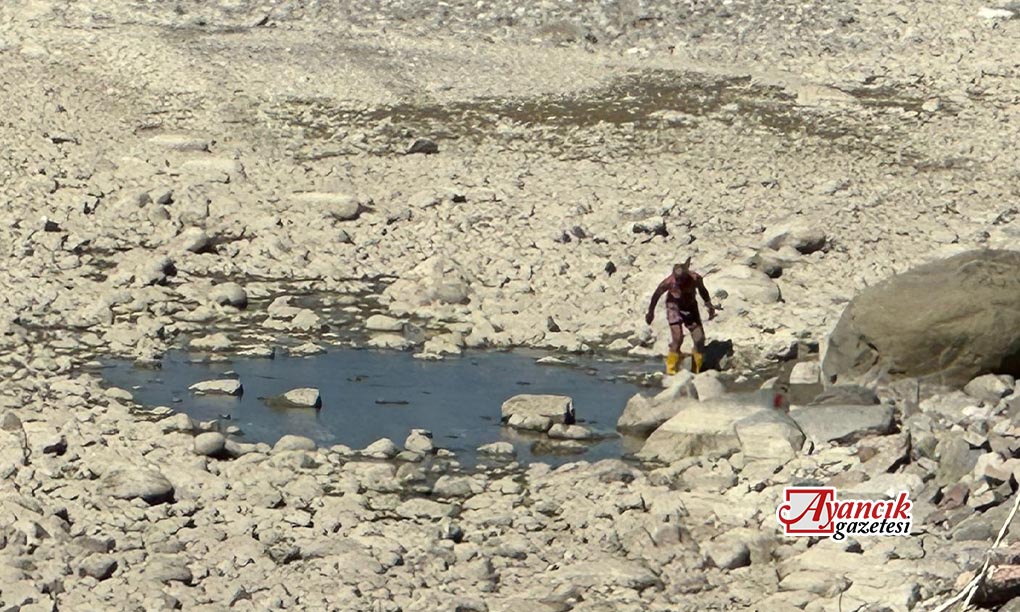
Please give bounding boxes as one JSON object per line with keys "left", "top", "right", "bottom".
{"left": 891, "top": 492, "right": 912, "bottom": 520}
{"left": 777, "top": 488, "right": 835, "bottom": 532}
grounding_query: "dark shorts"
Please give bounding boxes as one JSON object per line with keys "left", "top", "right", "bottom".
{"left": 666, "top": 301, "right": 701, "bottom": 329}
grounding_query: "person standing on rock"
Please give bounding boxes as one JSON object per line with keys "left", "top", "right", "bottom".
{"left": 645, "top": 258, "right": 717, "bottom": 375}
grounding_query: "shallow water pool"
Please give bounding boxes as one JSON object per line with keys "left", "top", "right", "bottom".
{"left": 102, "top": 348, "right": 663, "bottom": 467}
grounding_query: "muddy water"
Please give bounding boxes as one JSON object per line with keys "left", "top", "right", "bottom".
{"left": 102, "top": 348, "right": 667, "bottom": 467}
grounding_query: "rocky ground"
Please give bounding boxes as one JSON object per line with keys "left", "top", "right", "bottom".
{"left": 2, "top": 0, "right": 1020, "bottom": 610}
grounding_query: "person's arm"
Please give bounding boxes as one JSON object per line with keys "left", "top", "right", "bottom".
{"left": 696, "top": 275, "right": 717, "bottom": 319}
{"left": 646, "top": 280, "right": 667, "bottom": 324}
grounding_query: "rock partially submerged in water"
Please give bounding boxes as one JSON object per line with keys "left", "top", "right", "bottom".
{"left": 266, "top": 388, "right": 322, "bottom": 409}
{"left": 478, "top": 441, "right": 516, "bottom": 458}
{"left": 501, "top": 394, "right": 572, "bottom": 422}
{"left": 189, "top": 379, "right": 243, "bottom": 396}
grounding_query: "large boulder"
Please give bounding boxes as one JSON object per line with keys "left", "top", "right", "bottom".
{"left": 822, "top": 250, "right": 1020, "bottom": 387}
{"left": 637, "top": 398, "right": 769, "bottom": 463}
{"left": 789, "top": 404, "right": 895, "bottom": 445}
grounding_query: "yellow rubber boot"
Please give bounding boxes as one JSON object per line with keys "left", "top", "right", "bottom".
{"left": 692, "top": 352, "right": 704, "bottom": 374}
{"left": 665, "top": 352, "right": 680, "bottom": 375}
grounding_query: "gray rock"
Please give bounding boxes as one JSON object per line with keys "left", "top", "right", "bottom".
{"left": 291, "top": 191, "right": 361, "bottom": 221}
{"left": 78, "top": 554, "right": 117, "bottom": 581}
{"left": 478, "top": 442, "right": 516, "bottom": 457}
{"left": 551, "top": 559, "right": 661, "bottom": 591}
{"left": 632, "top": 216, "right": 667, "bottom": 236}
{"left": 396, "top": 498, "right": 456, "bottom": 520}
{"left": 210, "top": 282, "right": 247, "bottom": 309}
{"left": 189, "top": 333, "right": 233, "bottom": 352}
{"left": 288, "top": 342, "right": 326, "bottom": 356}
{"left": 709, "top": 265, "right": 782, "bottom": 304}
{"left": 100, "top": 467, "right": 174, "bottom": 504}
{"left": 175, "top": 227, "right": 211, "bottom": 253}
{"left": 809, "top": 385, "right": 879, "bottom": 406}
{"left": 789, "top": 404, "right": 894, "bottom": 444}
{"left": 507, "top": 413, "right": 552, "bottom": 432}
{"left": 501, "top": 394, "right": 572, "bottom": 422}
{"left": 822, "top": 250, "right": 1020, "bottom": 387}
{"left": 363, "top": 438, "right": 400, "bottom": 459}
{"left": 267, "top": 436, "right": 315, "bottom": 455}
{"left": 617, "top": 393, "right": 684, "bottom": 437}
{"left": 734, "top": 409, "right": 805, "bottom": 462}
{"left": 405, "top": 429, "right": 434, "bottom": 455}
{"left": 189, "top": 379, "right": 242, "bottom": 396}
{"left": 964, "top": 374, "right": 1015, "bottom": 404}
{"left": 145, "top": 554, "right": 193, "bottom": 584}
{"left": 547, "top": 424, "right": 594, "bottom": 440}
{"left": 638, "top": 398, "right": 769, "bottom": 463}
{"left": 193, "top": 432, "right": 226, "bottom": 457}
{"left": 693, "top": 373, "right": 727, "bottom": 400}
{"left": 704, "top": 534, "right": 751, "bottom": 570}
{"left": 268, "top": 388, "right": 321, "bottom": 409}
{"left": 0, "top": 413, "right": 28, "bottom": 469}
{"left": 406, "top": 138, "right": 439, "bottom": 155}
{"left": 936, "top": 435, "right": 981, "bottom": 487}
{"left": 365, "top": 314, "right": 404, "bottom": 332}
{"left": 764, "top": 218, "right": 827, "bottom": 254}
{"left": 789, "top": 361, "right": 821, "bottom": 385}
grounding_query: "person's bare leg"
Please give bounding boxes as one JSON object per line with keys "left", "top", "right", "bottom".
{"left": 690, "top": 324, "right": 706, "bottom": 373}
{"left": 667, "top": 323, "right": 684, "bottom": 374}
